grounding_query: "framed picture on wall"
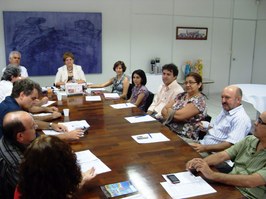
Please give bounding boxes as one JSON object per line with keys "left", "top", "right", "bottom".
{"left": 3, "top": 11, "right": 102, "bottom": 76}
{"left": 176, "top": 27, "right": 208, "bottom": 40}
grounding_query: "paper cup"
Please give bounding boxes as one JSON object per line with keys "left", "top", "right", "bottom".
{"left": 57, "top": 93, "right": 62, "bottom": 101}
{"left": 63, "top": 109, "right": 69, "bottom": 117}
{"left": 201, "top": 121, "right": 209, "bottom": 129}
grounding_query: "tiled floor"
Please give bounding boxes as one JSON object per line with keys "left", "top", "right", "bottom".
{"left": 206, "top": 93, "right": 257, "bottom": 122}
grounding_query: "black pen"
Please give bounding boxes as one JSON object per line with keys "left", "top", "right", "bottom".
{"left": 148, "top": 133, "right": 152, "bottom": 138}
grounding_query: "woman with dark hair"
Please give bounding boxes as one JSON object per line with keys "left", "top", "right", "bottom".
{"left": 89, "top": 61, "right": 130, "bottom": 99}
{"left": 15, "top": 135, "right": 96, "bottom": 199}
{"left": 162, "top": 72, "right": 207, "bottom": 140}
{"left": 128, "top": 69, "right": 149, "bottom": 111}
{"left": 55, "top": 52, "right": 86, "bottom": 86}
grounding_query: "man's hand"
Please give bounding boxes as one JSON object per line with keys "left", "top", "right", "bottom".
{"left": 51, "top": 112, "right": 62, "bottom": 119}
{"left": 190, "top": 143, "right": 206, "bottom": 153}
{"left": 52, "top": 123, "right": 68, "bottom": 132}
{"left": 191, "top": 159, "right": 215, "bottom": 180}
{"left": 64, "top": 129, "right": 85, "bottom": 140}
{"left": 45, "top": 106, "right": 59, "bottom": 112}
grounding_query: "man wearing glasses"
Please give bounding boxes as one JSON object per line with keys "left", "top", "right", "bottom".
{"left": 186, "top": 112, "right": 266, "bottom": 199}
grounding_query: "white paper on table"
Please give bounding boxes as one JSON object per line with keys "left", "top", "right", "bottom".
{"left": 125, "top": 115, "right": 156, "bottom": 123}
{"left": 161, "top": 171, "right": 216, "bottom": 198}
{"left": 103, "top": 93, "right": 120, "bottom": 99}
{"left": 42, "top": 120, "right": 90, "bottom": 136}
{"left": 41, "top": 101, "right": 56, "bottom": 107}
{"left": 75, "top": 149, "right": 111, "bottom": 174}
{"left": 32, "top": 113, "right": 52, "bottom": 117}
{"left": 132, "top": 133, "right": 170, "bottom": 144}
{"left": 86, "top": 96, "right": 102, "bottom": 101}
{"left": 110, "top": 103, "right": 136, "bottom": 109}
{"left": 89, "top": 88, "right": 106, "bottom": 91}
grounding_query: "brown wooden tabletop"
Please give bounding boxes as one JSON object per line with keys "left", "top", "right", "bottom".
{"left": 47, "top": 93, "right": 243, "bottom": 199}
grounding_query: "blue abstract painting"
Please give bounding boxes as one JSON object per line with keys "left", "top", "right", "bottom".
{"left": 3, "top": 11, "right": 102, "bottom": 76}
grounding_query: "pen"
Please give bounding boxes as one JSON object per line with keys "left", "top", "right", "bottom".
{"left": 148, "top": 133, "right": 152, "bottom": 138}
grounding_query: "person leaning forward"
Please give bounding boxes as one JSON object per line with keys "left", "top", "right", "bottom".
{"left": 0, "top": 78, "right": 84, "bottom": 140}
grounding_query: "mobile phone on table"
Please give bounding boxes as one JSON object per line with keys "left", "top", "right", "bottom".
{"left": 166, "top": 174, "right": 180, "bottom": 184}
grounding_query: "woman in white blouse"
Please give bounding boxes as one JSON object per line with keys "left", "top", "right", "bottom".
{"left": 55, "top": 52, "right": 86, "bottom": 86}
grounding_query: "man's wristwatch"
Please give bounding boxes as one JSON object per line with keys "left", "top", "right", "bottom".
{"left": 49, "top": 122, "right": 53, "bottom": 130}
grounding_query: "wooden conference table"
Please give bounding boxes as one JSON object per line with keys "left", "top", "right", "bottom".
{"left": 47, "top": 93, "right": 242, "bottom": 199}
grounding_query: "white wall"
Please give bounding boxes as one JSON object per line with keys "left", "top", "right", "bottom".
{"left": 0, "top": 0, "right": 265, "bottom": 93}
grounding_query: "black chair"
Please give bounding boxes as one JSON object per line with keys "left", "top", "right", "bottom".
{"left": 144, "top": 91, "right": 154, "bottom": 112}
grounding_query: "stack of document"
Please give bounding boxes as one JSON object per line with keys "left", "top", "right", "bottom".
{"left": 161, "top": 171, "right": 216, "bottom": 198}
{"left": 132, "top": 133, "right": 170, "bottom": 144}
{"left": 42, "top": 120, "right": 90, "bottom": 135}
{"left": 76, "top": 149, "right": 111, "bottom": 174}
{"left": 110, "top": 103, "right": 136, "bottom": 109}
{"left": 125, "top": 115, "right": 156, "bottom": 123}
{"left": 86, "top": 95, "right": 102, "bottom": 101}
{"left": 103, "top": 93, "right": 120, "bottom": 99}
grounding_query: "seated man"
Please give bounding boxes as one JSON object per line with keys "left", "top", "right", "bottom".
{"left": 0, "top": 111, "right": 37, "bottom": 198}
{"left": 2, "top": 51, "right": 28, "bottom": 78}
{"left": 147, "top": 63, "right": 183, "bottom": 119}
{"left": 0, "top": 78, "right": 83, "bottom": 140}
{"left": 190, "top": 85, "right": 251, "bottom": 155}
{"left": 186, "top": 111, "right": 266, "bottom": 199}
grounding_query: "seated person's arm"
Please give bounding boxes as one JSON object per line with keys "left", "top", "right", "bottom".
{"left": 29, "top": 106, "right": 58, "bottom": 114}
{"left": 165, "top": 103, "right": 200, "bottom": 121}
{"left": 32, "top": 111, "right": 62, "bottom": 121}
{"left": 33, "top": 97, "right": 49, "bottom": 106}
{"left": 120, "top": 77, "right": 129, "bottom": 99}
{"left": 89, "top": 78, "right": 113, "bottom": 88}
{"left": 35, "top": 120, "right": 83, "bottom": 140}
{"left": 76, "top": 79, "right": 86, "bottom": 84}
{"left": 134, "top": 93, "right": 145, "bottom": 107}
{"left": 190, "top": 141, "right": 233, "bottom": 153}
{"left": 55, "top": 81, "right": 65, "bottom": 87}
{"left": 161, "top": 100, "right": 175, "bottom": 118}
{"left": 187, "top": 152, "right": 265, "bottom": 188}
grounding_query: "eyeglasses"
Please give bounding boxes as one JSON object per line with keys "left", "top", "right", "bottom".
{"left": 184, "top": 81, "right": 197, "bottom": 85}
{"left": 257, "top": 117, "right": 266, "bottom": 125}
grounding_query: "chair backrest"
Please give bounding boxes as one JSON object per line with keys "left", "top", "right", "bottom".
{"left": 144, "top": 91, "right": 154, "bottom": 112}
{"left": 127, "top": 83, "right": 134, "bottom": 100}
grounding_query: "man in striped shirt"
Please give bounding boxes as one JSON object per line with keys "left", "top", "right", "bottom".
{"left": 186, "top": 111, "right": 266, "bottom": 199}
{"left": 190, "top": 85, "right": 251, "bottom": 154}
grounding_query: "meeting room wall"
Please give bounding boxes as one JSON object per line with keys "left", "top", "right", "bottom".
{"left": 0, "top": 0, "right": 264, "bottom": 93}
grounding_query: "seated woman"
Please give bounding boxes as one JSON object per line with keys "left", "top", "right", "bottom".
{"left": 55, "top": 52, "right": 86, "bottom": 87}
{"left": 161, "top": 72, "right": 207, "bottom": 141}
{"left": 89, "top": 61, "right": 129, "bottom": 99}
{"left": 15, "top": 135, "right": 96, "bottom": 199}
{"left": 128, "top": 69, "right": 149, "bottom": 111}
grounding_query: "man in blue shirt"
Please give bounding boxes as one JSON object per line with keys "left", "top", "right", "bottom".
{"left": 0, "top": 78, "right": 83, "bottom": 140}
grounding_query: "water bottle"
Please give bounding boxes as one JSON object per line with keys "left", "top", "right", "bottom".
{"left": 150, "top": 59, "right": 155, "bottom": 74}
